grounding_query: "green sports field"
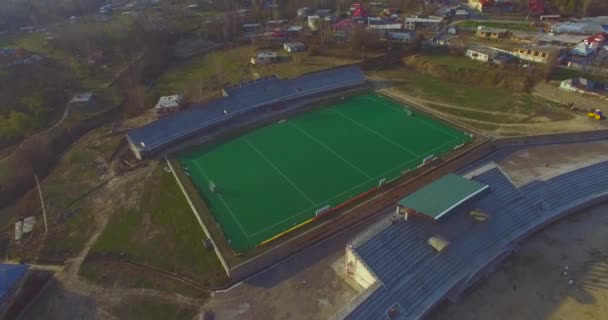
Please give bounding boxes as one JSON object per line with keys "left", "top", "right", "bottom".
{"left": 179, "top": 93, "right": 472, "bottom": 252}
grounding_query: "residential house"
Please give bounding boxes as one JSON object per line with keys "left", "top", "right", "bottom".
{"left": 242, "top": 23, "right": 262, "bottom": 35}
{"left": 287, "top": 25, "right": 304, "bottom": 36}
{"left": 431, "top": 33, "right": 458, "bottom": 46}
{"left": 560, "top": 78, "right": 608, "bottom": 98}
{"left": 283, "top": 42, "right": 306, "bottom": 53}
{"left": 469, "top": 0, "right": 514, "bottom": 12}
{"left": 466, "top": 46, "right": 496, "bottom": 62}
{"left": 404, "top": 16, "right": 444, "bottom": 31}
{"left": 455, "top": 9, "right": 469, "bottom": 19}
{"left": 368, "top": 23, "right": 403, "bottom": 31}
{"left": 538, "top": 34, "right": 587, "bottom": 46}
{"left": 550, "top": 17, "right": 608, "bottom": 34}
{"left": 512, "top": 45, "right": 563, "bottom": 64}
{"left": 385, "top": 32, "right": 416, "bottom": 43}
{"left": 511, "top": 31, "right": 543, "bottom": 43}
{"left": 251, "top": 52, "right": 278, "bottom": 65}
{"left": 569, "top": 43, "right": 596, "bottom": 57}
{"left": 69, "top": 92, "right": 96, "bottom": 111}
{"left": 297, "top": 7, "right": 312, "bottom": 18}
{"left": 476, "top": 26, "right": 509, "bottom": 39}
{"left": 154, "top": 95, "right": 183, "bottom": 117}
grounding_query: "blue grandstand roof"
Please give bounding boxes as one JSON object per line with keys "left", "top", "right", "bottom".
{"left": 0, "top": 264, "right": 28, "bottom": 301}
{"left": 127, "top": 66, "right": 367, "bottom": 158}
{"left": 343, "top": 160, "right": 608, "bottom": 320}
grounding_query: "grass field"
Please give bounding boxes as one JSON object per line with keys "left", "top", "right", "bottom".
{"left": 459, "top": 20, "right": 539, "bottom": 32}
{"left": 369, "top": 69, "right": 556, "bottom": 117}
{"left": 179, "top": 93, "right": 471, "bottom": 252}
{"left": 84, "top": 165, "right": 228, "bottom": 288}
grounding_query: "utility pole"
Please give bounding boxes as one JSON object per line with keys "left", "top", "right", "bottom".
{"left": 34, "top": 174, "right": 48, "bottom": 233}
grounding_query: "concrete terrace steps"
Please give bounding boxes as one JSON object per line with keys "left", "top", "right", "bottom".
{"left": 522, "top": 160, "right": 608, "bottom": 210}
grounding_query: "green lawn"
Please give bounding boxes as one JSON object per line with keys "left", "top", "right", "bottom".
{"left": 371, "top": 69, "right": 548, "bottom": 115}
{"left": 460, "top": 20, "right": 539, "bottom": 32}
{"left": 85, "top": 165, "right": 228, "bottom": 287}
{"left": 179, "top": 93, "right": 471, "bottom": 252}
{"left": 420, "top": 50, "right": 489, "bottom": 72}
{"left": 152, "top": 45, "right": 360, "bottom": 100}
{"left": 152, "top": 46, "right": 254, "bottom": 99}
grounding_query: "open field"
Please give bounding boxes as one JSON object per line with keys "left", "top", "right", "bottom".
{"left": 420, "top": 50, "right": 490, "bottom": 72}
{"left": 459, "top": 20, "right": 539, "bottom": 32}
{"left": 369, "top": 68, "right": 549, "bottom": 115}
{"left": 179, "top": 93, "right": 471, "bottom": 252}
{"left": 81, "top": 165, "right": 228, "bottom": 289}
{"left": 153, "top": 45, "right": 360, "bottom": 100}
{"left": 368, "top": 68, "right": 608, "bottom": 136}
{"left": 0, "top": 124, "right": 123, "bottom": 261}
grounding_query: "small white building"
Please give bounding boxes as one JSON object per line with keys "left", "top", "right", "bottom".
{"left": 69, "top": 92, "right": 95, "bottom": 110}
{"left": 251, "top": 52, "right": 278, "bottom": 65}
{"left": 154, "top": 94, "right": 183, "bottom": 117}
{"left": 466, "top": 47, "right": 496, "bottom": 62}
{"left": 283, "top": 42, "right": 306, "bottom": 53}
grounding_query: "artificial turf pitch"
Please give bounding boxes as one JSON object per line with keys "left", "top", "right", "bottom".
{"left": 179, "top": 93, "right": 472, "bottom": 252}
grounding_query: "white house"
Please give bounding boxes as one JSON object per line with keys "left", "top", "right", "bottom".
{"left": 154, "top": 94, "right": 183, "bottom": 117}
{"left": 283, "top": 42, "right": 306, "bottom": 53}
{"left": 69, "top": 92, "right": 96, "bottom": 111}
{"left": 251, "top": 52, "right": 278, "bottom": 65}
{"left": 466, "top": 47, "right": 496, "bottom": 62}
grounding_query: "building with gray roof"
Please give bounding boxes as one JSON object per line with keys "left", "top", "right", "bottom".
{"left": 126, "top": 66, "right": 367, "bottom": 159}
{"left": 336, "top": 159, "right": 608, "bottom": 320}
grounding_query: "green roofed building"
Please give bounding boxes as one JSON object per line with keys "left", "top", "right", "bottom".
{"left": 397, "top": 174, "right": 489, "bottom": 220}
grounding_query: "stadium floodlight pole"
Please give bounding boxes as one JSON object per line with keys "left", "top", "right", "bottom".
{"left": 34, "top": 174, "right": 48, "bottom": 233}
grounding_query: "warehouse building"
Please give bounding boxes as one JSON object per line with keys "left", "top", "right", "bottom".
{"left": 126, "top": 66, "right": 368, "bottom": 159}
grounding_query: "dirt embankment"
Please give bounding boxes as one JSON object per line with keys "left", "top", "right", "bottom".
{"left": 402, "top": 55, "right": 534, "bottom": 92}
{"left": 0, "top": 107, "right": 121, "bottom": 211}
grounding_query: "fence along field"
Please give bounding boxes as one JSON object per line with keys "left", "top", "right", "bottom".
{"left": 179, "top": 93, "right": 472, "bottom": 253}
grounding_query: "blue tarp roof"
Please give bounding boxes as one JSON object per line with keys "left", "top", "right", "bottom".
{"left": 127, "top": 66, "right": 366, "bottom": 157}
{"left": 0, "top": 264, "right": 28, "bottom": 301}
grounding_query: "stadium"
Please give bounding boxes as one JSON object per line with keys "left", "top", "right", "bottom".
{"left": 126, "top": 66, "right": 478, "bottom": 277}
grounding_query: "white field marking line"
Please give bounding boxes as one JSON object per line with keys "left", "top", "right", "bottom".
{"left": 246, "top": 139, "right": 458, "bottom": 239}
{"left": 365, "top": 98, "right": 454, "bottom": 138}
{"left": 248, "top": 155, "right": 419, "bottom": 238}
{"left": 193, "top": 160, "right": 250, "bottom": 238}
{"left": 287, "top": 121, "right": 372, "bottom": 179}
{"left": 243, "top": 138, "right": 316, "bottom": 206}
{"left": 330, "top": 109, "right": 420, "bottom": 158}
